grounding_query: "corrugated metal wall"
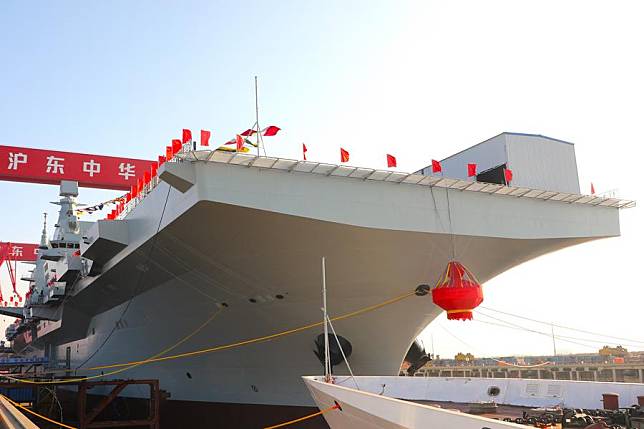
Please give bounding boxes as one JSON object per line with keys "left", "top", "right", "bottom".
{"left": 417, "top": 133, "right": 581, "bottom": 194}
{"left": 506, "top": 134, "right": 580, "bottom": 194}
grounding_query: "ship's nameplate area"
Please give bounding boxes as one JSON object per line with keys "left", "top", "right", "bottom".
{"left": 81, "top": 219, "right": 129, "bottom": 268}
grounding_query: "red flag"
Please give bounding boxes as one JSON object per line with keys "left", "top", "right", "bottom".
{"left": 591, "top": 182, "right": 595, "bottom": 195}
{"left": 182, "top": 129, "right": 192, "bottom": 144}
{"left": 240, "top": 129, "right": 256, "bottom": 137}
{"left": 151, "top": 162, "right": 158, "bottom": 177}
{"left": 340, "top": 148, "right": 350, "bottom": 163}
{"left": 200, "top": 130, "right": 211, "bottom": 146}
{"left": 137, "top": 177, "right": 143, "bottom": 193}
{"left": 467, "top": 163, "right": 477, "bottom": 177}
{"left": 431, "top": 159, "right": 442, "bottom": 173}
{"left": 302, "top": 143, "right": 308, "bottom": 161}
{"left": 143, "top": 171, "right": 151, "bottom": 185}
{"left": 386, "top": 154, "right": 397, "bottom": 168}
{"left": 504, "top": 168, "right": 513, "bottom": 184}
{"left": 131, "top": 184, "right": 137, "bottom": 198}
{"left": 235, "top": 135, "right": 244, "bottom": 152}
{"left": 166, "top": 146, "right": 173, "bottom": 161}
{"left": 262, "top": 126, "right": 281, "bottom": 136}
{"left": 126, "top": 193, "right": 132, "bottom": 203}
{"left": 158, "top": 155, "right": 166, "bottom": 166}
{"left": 172, "top": 139, "right": 182, "bottom": 155}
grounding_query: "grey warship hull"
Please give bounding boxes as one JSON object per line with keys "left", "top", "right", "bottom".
{"left": 7, "top": 145, "right": 628, "bottom": 425}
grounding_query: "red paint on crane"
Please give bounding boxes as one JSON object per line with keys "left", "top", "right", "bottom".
{"left": 0, "top": 145, "right": 155, "bottom": 191}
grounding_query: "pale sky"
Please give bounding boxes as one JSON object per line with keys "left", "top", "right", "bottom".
{"left": 0, "top": 0, "right": 642, "bottom": 358}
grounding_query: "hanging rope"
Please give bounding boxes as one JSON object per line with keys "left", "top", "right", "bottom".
{"left": 437, "top": 324, "right": 554, "bottom": 369}
{"left": 1, "top": 395, "right": 77, "bottom": 429}
{"left": 1, "top": 306, "right": 223, "bottom": 385}
{"left": 479, "top": 305, "right": 644, "bottom": 345}
{"left": 263, "top": 403, "right": 340, "bottom": 429}
{"left": 2, "top": 290, "right": 417, "bottom": 384}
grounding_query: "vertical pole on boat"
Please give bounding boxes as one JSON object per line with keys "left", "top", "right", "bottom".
{"left": 254, "top": 75, "right": 261, "bottom": 157}
{"left": 322, "top": 256, "right": 331, "bottom": 382}
{"left": 431, "top": 334, "right": 435, "bottom": 359}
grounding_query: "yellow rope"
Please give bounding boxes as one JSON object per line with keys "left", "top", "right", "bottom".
{"left": 263, "top": 404, "right": 339, "bottom": 429}
{"left": 3, "top": 291, "right": 416, "bottom": 384}
{"left": 1, "top": 395, "right": 77, "bottom": 429}
{"left": 1, "top": 307, "right": 223, "bottom": 385}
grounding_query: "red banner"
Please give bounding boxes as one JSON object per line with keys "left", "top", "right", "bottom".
{"left": 0, "top": 242, "right": 39, "bottom": 262}
{"left": 0, "top": 145, "right": 155, "bottom": 191}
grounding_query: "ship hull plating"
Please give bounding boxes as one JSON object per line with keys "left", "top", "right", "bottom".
{"left": 50, "top": 200, "right": 597, "bottom": 408}
{"left": 21, "top": 159, "right": 620, "bottom": 412}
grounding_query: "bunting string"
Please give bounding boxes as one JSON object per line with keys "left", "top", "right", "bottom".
{"left": 75, "top": 195, "right": 127, "bottom": 215}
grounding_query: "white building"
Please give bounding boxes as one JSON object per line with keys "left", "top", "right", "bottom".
{"left": 417, "top": 132, "right": 581, "bottom": 194}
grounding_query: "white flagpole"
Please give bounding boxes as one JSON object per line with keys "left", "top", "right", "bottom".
{"left": 254, "top": 76, "right": 260, "bottom": 157}
{"left": 322, "top": 256, "right": 331, "bottom": 382}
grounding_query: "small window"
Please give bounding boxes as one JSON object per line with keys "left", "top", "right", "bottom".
{"left": 52, "top": 243, "right": 58, "bottom": 248}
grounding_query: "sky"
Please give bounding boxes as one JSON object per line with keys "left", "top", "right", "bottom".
{"left": 0, "top": 0, "right": 642, "bottom": 358}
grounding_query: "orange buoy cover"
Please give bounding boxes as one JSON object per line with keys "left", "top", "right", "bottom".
{"left": 432, "top": 261, "right": 483, "bottom": 321}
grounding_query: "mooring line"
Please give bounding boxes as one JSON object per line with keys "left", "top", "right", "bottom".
{"left": 1, "top": 395, "right": 77, "bottom": 429}
{"left": 1, "top": 306, "right": 223, "bottom": 385}
{"left": 263, "top": 403, "right": 340, "bottom": 429}
{"left": 2, "top": 290, "right": 417, "bottom": 384}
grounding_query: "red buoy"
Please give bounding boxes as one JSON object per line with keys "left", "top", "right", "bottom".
{"left": 432, "top": 261, "right": 483, "bottom": 321}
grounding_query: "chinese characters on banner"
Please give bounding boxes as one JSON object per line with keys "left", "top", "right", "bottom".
{"left": 0, "top": 145, "right": 155, "bottom": 191}
{"left": 0, "top": 242, "right": 39, "bottom": 262}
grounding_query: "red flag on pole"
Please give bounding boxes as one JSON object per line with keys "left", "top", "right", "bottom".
{"left": 386, "top": 154, "right": 397, "bottom": 168}
{"left": 166, "top": 146, "right": 173, "bottom": 161}
{"left": 235, "top": 135, "right": 244, "bottom": 152}
{"left": 467, "top": 163, "right": 477, "bottom": 177}
{"left": 302, "top": 143, "right": 307, "bottom": 161}
{"left": 182, "top": 129, "right": 192, "bottom": 144}
{"left": 151, "top": 162, "right": 158, "bottom": 177}
{"left": 158, "top": 155, "right": 166, "bottom": 166}
{"left": 172, "top": 139, "right": 182, "bottom": 155}
{"left": 131, "top": 184, "right": 137, "bottom": 198}
{"left": 340, "top": 148, "right": 350, "bottom": 163}
{"left": 262, "top": 126, "right": 281, "bottom": 136}
{"left": 431, "top": 159, "right": 442, "bottom": 173}
{"left": 504, "top": 168, "right": 513, "bottom": 184}
{"left": 240, "top": 129, "right": 256, "bottom": 137}
{"left": 591, "top": 182, "right": 595, "bottom": 195}
{"left": 200, "top": 130, "right": 211, "bottom": 146}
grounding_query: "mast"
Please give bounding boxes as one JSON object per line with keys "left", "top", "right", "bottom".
{"left": 322, "top": 256, "right": 331, "bottom": 382}
{"left": 255, "top": 76, "right": 260, "bottom": 157}
{"left": 39, "top": 213, "right": 48, "bottom": 249}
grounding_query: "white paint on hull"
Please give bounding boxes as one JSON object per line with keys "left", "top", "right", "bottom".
{"left": 28, "top": 159, "right": 622, "bottom": 408}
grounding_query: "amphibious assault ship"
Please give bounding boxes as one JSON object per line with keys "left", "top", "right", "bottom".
{"left": 0, "top": 133, "right": 634, "bottom": 427}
